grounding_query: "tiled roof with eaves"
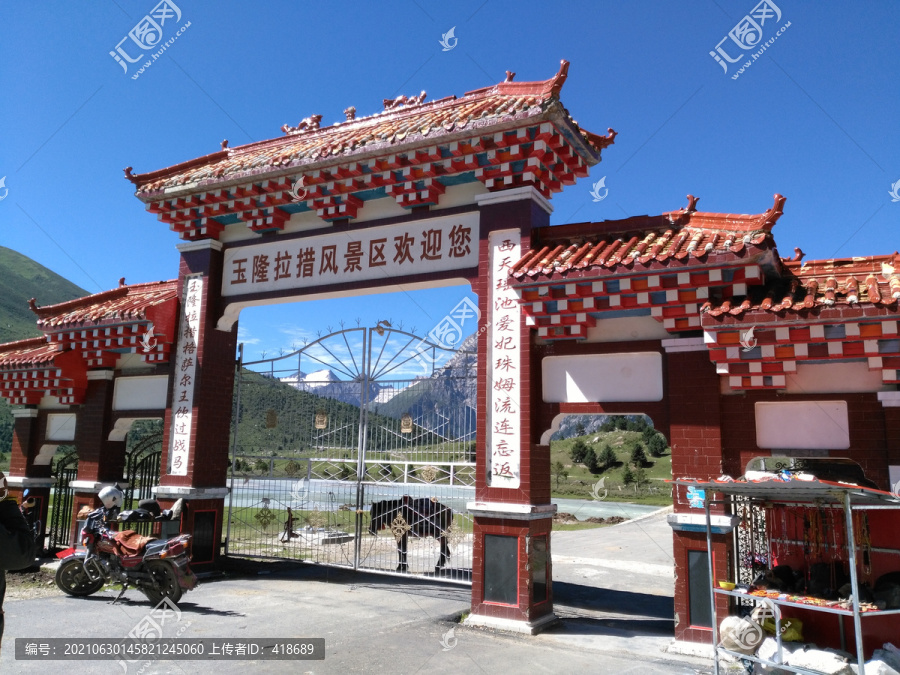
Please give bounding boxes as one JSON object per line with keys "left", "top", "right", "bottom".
{"left": 510, "top": 194, "right": 785, "bottom": 283}
{"left": 31, "top": 280, "right": 178, "bottom": 330}
{"left": 0, "top": 337, "right": 62, "bottom": 369}
{"left": 701, "top": 254, "right": 900, "bottom": 317}
{"left": 128, "top": 61, "right": 612, "bottom": 198}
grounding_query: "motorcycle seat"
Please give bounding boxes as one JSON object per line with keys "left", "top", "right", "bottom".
{"left": 118, "top": 508, "right": 156, "bottom": 523}
{"left": 144, "top": 539, "right": 168, "bottom": 556}
{"left": 113, "top": 530, "right": 156, "bottom": 556}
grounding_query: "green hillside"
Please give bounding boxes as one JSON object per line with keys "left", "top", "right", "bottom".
{"left": 0, "top": 246, "right": 89, "bottom": 343}
{"left": 550, "top": 416, "right": 673, "bottom": 506}
{"left": 233, "top": 369, "right": 452, "bottom": 458}
{"left": 0, "top": 247, "right": 89, "bottom": 458}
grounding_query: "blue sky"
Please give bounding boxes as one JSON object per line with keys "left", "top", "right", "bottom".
{"left": 2, "top": 1, "right": 899, "bottom": 373}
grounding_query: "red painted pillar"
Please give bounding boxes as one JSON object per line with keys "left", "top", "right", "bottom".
{"left": 5, "top": 408, "right": 53, "bottom": 547}
{"left": 663, "top": 339, "right": 732, "bottom": 646}
{"left": 877, "top": 394, "right": 900, "bottom": 494}
{"left": 467, "top": 187, "right": 557, "bottom": 634}
{"left": 70, "top": 371, "right": 128, "bottom": 542}
{"left": 155, "top": 239, "right": 237, "bottom": 569}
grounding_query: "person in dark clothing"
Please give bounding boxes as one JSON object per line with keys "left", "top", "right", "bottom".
{"left": 0, "top": 470, "right": 37, "bottom": 652}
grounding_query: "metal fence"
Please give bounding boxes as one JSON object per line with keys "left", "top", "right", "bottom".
{"left": 226, "top": 326, "right": 476, "bottom": 584}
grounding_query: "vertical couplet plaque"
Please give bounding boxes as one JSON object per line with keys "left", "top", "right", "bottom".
{"left": 487, "top": 230, "right": 521, "bottom": 489}
{"left": 168, "top": 274, "right": 203, "bottom": 476}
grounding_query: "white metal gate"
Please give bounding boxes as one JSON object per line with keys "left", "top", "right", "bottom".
{"left": 225, "top": 326, "right": 476, "bottom": 583}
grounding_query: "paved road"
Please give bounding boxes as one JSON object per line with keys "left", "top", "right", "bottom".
{"left": 2, "top": 507, "right": 710, "bottom": 675}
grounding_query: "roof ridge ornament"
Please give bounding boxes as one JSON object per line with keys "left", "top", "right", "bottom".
{"left": 344, "top": 106, "right": 356, "bottom": 121}
{"left": 761, "top": 193, "right": 787, "bottom": 228}
{"left": 684, "top": 194, "right": 699, "bottom": 213}
{"left": 780, "top": 247, "right": 804, "bottom": 263}
{"left": 549, "top": 59, "right": 569, "bottom": 98}
{"left": 281, "top": 114, "right": 323, "bottom": 135}
{"left": 383, "top": 90, "right": 427, "bottom": 111}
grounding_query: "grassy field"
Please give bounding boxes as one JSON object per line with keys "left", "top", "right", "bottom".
{"left": 549, "top": 430, "right": 673, "bottom": 506}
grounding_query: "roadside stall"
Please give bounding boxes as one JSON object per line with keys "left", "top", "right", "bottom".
{"left": 672, "top": 473, "right": 900, "bottom": 674}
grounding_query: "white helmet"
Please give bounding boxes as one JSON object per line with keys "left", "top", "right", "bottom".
{"left": 98, "top": 486, "right": 124, "bottom": 510}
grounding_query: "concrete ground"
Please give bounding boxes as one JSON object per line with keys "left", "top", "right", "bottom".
{"left": 1, "top": 507, "right": 712, "bottom": 675}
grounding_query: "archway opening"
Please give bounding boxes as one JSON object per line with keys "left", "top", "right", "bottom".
{"left": 224, "top": 283, "right": 480, "bottom": 582}
{"left": 547, "top": 413, "right": 673, "bottom": 529}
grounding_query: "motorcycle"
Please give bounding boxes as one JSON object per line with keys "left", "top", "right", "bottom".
{"left": 55, "top": 486, "right": 197, "bottom": 605}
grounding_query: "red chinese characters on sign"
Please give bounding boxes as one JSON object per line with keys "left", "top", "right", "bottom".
{"left": 297, "top": 248, "right": 315, "bottom": 278}
{"left": 231, "top": 258, "right": 248, "bottom": 284}
{"left": 319, "top": 245, "right": 338, "bottom": 275}
{"left": 488, "top": 233, "right": 521, "bottom": 489}
{"left": 420, "top": 229, "right": 442, "bottom": 261}
{"left": 448, "top": 224, "right": 471, "bottom": 258}
{"left": 274, "top": 251, "right": 292, "bottom": 280}
{"left": 393, "top": 234, "right": 414, "bottom": 265}
{"left": 369, "top": 238, "right": 387, "bottom": 267}
{"left": 222, "top": 215, "right": 480, "bottom": 298}
{"left": 168, "top": 275, "right": 203, "bottom": 477}
{"left": 252, "top": 255, "right": 269, "bottom": 283}
{"left": 344, "top": 241, "right": 364, "bottom": 272}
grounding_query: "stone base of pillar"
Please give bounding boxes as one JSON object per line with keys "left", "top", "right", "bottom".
{"left": 70, "top": 480, "right": 123, "bottom": 492}
{"left": 464, "top": 611, "right": 558, "bottom": 635}
{"left": 154, "top": 487, "right": 226, "bottom": 572}
{"left": 470, "top": 511, "right": 555, "bottom": 628}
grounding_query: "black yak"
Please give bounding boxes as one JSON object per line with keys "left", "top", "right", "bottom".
{"left": 368, "top": 496, "right": 453, "bottom": 573}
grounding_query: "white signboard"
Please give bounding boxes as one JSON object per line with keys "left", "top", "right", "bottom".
{"left": 541, "top": 353, "right": 664, "bottom": 403}
{"left": 46, "top": 414, "right": 77, "bottom": 442}
{"left": 113, "top": 375, "right": 169, "bottom": 411}
{"left": 488, "top": 230, "right": 521, "bottom": 489}
{"left": 221, "top": 213, "right": 479, "bottom": 297}
{"left": 168, "top": 275, "right": 203, "bottom": 476}
{"left": 755, "top": 401, "right": 849, "bottom": 450}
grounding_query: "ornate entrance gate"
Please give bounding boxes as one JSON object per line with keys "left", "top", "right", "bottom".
{"left": 225, "top": 326, "right": 476, "bottom": 583}
{"left": 48, "top": 450, "right": 78, "bottom": 550}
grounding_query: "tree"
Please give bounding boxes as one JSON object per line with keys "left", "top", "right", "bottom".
{"left": 552, "top": 461, "right": 569, "bottom": 489}
{"left": 642, "top": 426, "right": 657, "bottom": 443}
{"left": 648, "top": 433, "right": 668, "bottom": 457}
{"left": 570, "top": 439, "right": 589, "bottom": 464}
{"left": 622, "top": 463, "right": 635, "bottom": 485}
{"left": 633, "top": 465, "right": 649, "bottom": 488}
{"left": 584, "top": 448, "right": 599, "bottom": 473}
{"left": 630, "top": 444, "right": 648, "bottom": 467}
{"left": 599, "top": 444, "right": 618, "bottom": 471}
{"left": 254, "top": 458, "right": 270, "bottom": 474}
{"left": 614, "top": 417, "right": 628, "bottom": 431}
{"left": 575, "top": 420, "right": 587, "bottom": 436}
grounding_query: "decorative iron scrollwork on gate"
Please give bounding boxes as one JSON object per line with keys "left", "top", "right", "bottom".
{"left": 225, "top": 325, "right": 476, "bottom": 583}
{"left": 48, "top": 451, "right": 78, "bottom": 550}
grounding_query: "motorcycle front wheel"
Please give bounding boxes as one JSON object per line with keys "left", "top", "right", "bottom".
{"left": 55, "top": 558, "right": 105, "bottom": 597}
{"left": 143, "top": 561, "right": 182, "bottom": 605}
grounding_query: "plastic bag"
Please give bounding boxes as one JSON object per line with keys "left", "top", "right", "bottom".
{"left": 751, "top": 606, "right": 804, "bottom": 642}
{"left": 720, "top": 615, "right": 765, "bottom": 655}
{"left": 787, "top": 647, "right": 853, "bottom": 675}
